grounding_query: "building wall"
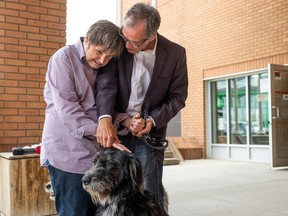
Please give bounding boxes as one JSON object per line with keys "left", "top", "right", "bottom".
{"left": 122, "top": 0, "right": 288, "bottom": 158}
{"left": 1, "top": 0, "right": 287, "bottom": 156}
{"left": 0, "top": 0, "right": 66, "bottom": 152}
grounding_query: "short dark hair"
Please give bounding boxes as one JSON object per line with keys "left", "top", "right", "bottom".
{"left": 86, "top": 20, "right": 123, "bottom": 58}
{"left": 124, "top": 3, "right": 161, "bottom": 39}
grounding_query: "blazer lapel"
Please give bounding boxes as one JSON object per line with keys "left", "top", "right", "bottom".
{"left": 143, "top": 35, "right": 167, "bottom": 106}
{"left": 123, "top": 50, "right": 134, "bottom": 94}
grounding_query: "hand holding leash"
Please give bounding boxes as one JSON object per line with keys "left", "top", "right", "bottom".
{"left": 140, "top": 110, "right": 169, "bottom": 150}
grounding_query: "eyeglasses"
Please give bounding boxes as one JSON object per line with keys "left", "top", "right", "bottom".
{"left": 118, "top": 27, "right": 148, "bottom": 48}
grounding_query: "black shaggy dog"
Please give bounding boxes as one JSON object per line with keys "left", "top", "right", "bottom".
{"left": 82, "top": 148, "right": 169, "bottom": 216}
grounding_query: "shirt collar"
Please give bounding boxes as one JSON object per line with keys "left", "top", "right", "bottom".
{"left": 140, "top": 35, "right": 158, "bottom": 55}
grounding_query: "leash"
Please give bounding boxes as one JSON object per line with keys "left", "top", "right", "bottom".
{"left": 141, "top": 110, "right": 168, "bottom": 150}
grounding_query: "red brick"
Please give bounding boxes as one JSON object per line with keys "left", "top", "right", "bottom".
{"left": 0, "top": 65, "right": 18, "bottom": 73}
{"left": 19, "top": 11, "right": 40, "bottom": 20}
{"left": 6, "top": 30, "right": 27, "bottom": 39}
{"left": 5, "top": 101, "right": 27, "bottom": 109}
{"left": 18, "top": 123, "right": 39, "bottom": 129}
{"left": 19, "top": 0, "right": 40, "bottom": 6}
{"left": 26, "top": 130, "right": 42, "bottom": 136}
{"left": 5, "top": 58, "right": 27, "bottom": 66}
{"left": 27, "top": 88, "right": 43, "bottom": 95}
{"left": 40, "top": 41, "right": 61, "bottom": 49}
{"left": 0, "top": 123, "right": 18, "bottom": 130}
{"left": 6, "top": 2, "right": 27, "bottom": 11}
{"left": 6, "top": 16, "right": 27, "bottom": 25}
{"left": 5, "top": 44, "right": 27, "bottom": 52}
{"left": 19, "top": 25, "right": 40, "bottom": 34}
{"left": 27, "top": 47, "right": 47, "bottom": 55}
{"left": 28, "top": 33, "right": 48, "bottom": 41}
{"left": 27, "top": 5, "right": 48, "bottom": 14}
{"left": 5, "top": 115, "right": 26, "bottom": 122}
{"left": 27, "top": 74, "right": 45, "bottom": 81}
{"left": 0, "top": 94, "right": 18, "bottom": 101}
{"left": 4, "top": 130, "right": 26, "bottom": 137}
{"left": 5, "top": 87, "right": 27, "bottom": 94}
{"left": 0, "top": 108, "right": 18, "bottom": 115}
{"left": 27, "top": 115, "right": 45, "bottom": 122}
{"left": 27, "top": 60, "right": 47, "bottom": 68}
{"left": 19, "top": 109, "right": 40, "bottom": 115}
{"left": 19, "top": 53, "right": 40, "bottom": 61}
{"left": 0, "top": 138, "right": 18, "bottom": 145}
{"left": 48, "top": 22, "right": 65, "bottom": 31}
{"left": 0, "top": 51, "right": 19, "bottom": 58}
{"left": 19, "top": 67, "right": 40, "bottom": 74}
{"left": 19, "top": 39, "right": 40, "bottom": 47}
{"left": 40, "top": 1, "right": 60, "bottom": 10}
{"left": 5, "top": 73, "right": 26, "bottom": 80}
{"left": 27, "top": 101, "right": 46, "bottom": 109}
{"left": 40, "top": 27, "right": 60, "bottom": 36}
{"left": 0, "top": 8, "right": 18, "bottom": 17}
{"left": 0, "top": 22, "right": 19, "bottom": 31}
{"left": 28, "top": 19, "right": 48, "bottom": 28}
{"left": 19, "top": 95, "right": 40, "bottom": 102}
{"left": 0, "top": 79, "right": 18, "bottom": 87}
{"left": 0, "top": 36, "right": 19, "bottom": 44}
{"left": 40, "top": 14, "right": 60, "bottom": 23}
{"left": 47, "top": 8, "right": 66, "bottom": 17}
{"left": 48, "top": 35, "right": 65, "bottom": 43}
{"left": 18, "top": 136, "right": 40, "bottom": 144}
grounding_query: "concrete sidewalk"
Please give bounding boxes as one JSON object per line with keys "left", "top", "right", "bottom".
{"left": 163, "top": 159, "right": 288, "bottom": 216}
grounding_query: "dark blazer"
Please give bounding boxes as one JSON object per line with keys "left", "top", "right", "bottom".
{"left": 95, "top": 59, "right": 118, "bottom": 118}
{"left": 115, "top": 34, "right": 188, "bottom": 139}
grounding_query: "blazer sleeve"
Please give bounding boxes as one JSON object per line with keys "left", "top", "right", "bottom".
{"left": 95, "top": 59, "right": 118, "bottom": 118}
{"left": 149, "top": 46, "right": 188, "bottom": 130}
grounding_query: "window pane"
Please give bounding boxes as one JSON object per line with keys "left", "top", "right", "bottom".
{"left": 211, "top": 80, "right": 227, "bottom": 144}
{"left": 229, "top": 77, "right": 247, "bottom": 144}
{"left": 249, "top": 73, "right": 269, "bottom": 144}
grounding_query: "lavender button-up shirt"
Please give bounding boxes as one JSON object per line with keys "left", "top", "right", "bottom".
{"left": 40, "top": 38, "right": 100, "bottom": 174}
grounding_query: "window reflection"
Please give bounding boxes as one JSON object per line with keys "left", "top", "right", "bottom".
{"left": 211, "top": 80, "right": 227, "bottom": 144}
{"left": 229, "top": 77, "right": 247, "bottom": 144}
{"left": 249, "top": 74, "right": 269, "bottom": 144}
{"left": 211, "top": 73, "right": 269, "bottom": 145}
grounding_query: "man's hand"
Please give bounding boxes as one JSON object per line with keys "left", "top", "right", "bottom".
{"left": 136, "top": 118, "right": 153, "bottom": 137}
{"left": 96, "top": 117, "right": 119, "bottom": 148}
{"left": 121, "top": 113, "right": 145, "bottom": 135}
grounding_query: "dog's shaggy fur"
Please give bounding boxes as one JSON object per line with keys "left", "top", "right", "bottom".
{"left": 82, "top": 148, "right": 169, "bottom": 216}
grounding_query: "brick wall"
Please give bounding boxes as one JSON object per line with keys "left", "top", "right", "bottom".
{"left": 0, "top": 0, "right": 66, "bottom": 152}
{"left": 122, "top": 0, "right": 288, "bottom": 157}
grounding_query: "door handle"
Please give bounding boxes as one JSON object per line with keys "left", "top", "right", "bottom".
{"left": 272, "top": 106, "right": 279, "bottom": 119}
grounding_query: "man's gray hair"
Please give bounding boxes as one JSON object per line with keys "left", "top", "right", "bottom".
{"left": 86, "top": 20, "right": 123, "bottom": 58}
{"left": 124, "top": 3, "right": 161, "bottom": 39}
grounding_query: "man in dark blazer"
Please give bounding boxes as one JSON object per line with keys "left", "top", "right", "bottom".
{"left": 114, "top": 3, "right": 188, "bottom": 209}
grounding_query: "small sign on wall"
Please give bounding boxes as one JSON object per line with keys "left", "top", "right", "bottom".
{"left": 275, "top": 70, "right": 281, "bottom": 80}
{"left": 257, "top": 94, "right": 268, "bottom": 101}
{"left": 283, "top": 94, "right": 288, "bottom": 100}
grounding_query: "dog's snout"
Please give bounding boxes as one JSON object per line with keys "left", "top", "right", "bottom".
{"left": 81, "top": 175, "right": 91, "bottom": 185}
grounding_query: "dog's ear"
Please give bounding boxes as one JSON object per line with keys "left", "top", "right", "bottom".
{"left": 127, "top": 154, "right": 145, "bottom": 193}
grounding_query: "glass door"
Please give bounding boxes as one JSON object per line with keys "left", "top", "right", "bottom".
{"left": 269, "top": 64, "right": 288, "bottom": 167}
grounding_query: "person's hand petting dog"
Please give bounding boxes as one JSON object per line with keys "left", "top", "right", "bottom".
{"left": 96, "top": 117, "right": 131, "bottom": 153}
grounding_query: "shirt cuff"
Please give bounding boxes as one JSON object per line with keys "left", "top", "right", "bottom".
{"left": 147, "top": 116, "right": 156, "bottom": 127}
{"left": 98, "top": 115, "right": 112, "bottom": 121}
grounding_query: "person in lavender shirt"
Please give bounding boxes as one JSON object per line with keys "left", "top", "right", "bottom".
{"left": 40, "top": 20, "right": 127, "bottom": 216}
